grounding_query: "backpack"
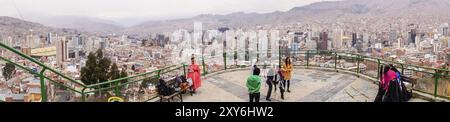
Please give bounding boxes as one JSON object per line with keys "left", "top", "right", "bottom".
{"left": 157, "top": 79, "right": 175, "bottom": 96}
{"left": 383, "top": 77, "right": 406, "bottom": 102}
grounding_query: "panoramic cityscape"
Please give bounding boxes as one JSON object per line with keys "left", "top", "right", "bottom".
{"left": 1, "top": 0, "right": 450, "bottom": 102}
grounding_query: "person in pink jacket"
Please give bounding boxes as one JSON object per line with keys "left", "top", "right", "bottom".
{"left": 187, "top": 56, "right": 202, "bottom": 93}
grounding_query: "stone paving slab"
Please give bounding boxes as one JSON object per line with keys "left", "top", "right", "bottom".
{"left": 182, "top": 69, "right": 428, "bottom": 102}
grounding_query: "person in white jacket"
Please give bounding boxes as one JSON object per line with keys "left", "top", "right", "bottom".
{"left": 265, "top": 64, "right": 276, "bottom": 101}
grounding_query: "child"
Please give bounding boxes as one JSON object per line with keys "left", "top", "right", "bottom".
{"left": 276, "top": 65, "right": 286, "bottom": 100}
{"left": 247, "top": 67, "right": 262, "bottom": 102}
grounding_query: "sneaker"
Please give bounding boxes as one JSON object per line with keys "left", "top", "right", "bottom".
{"left": 266, "top": 98, "right": 271, "bottom": 101}
{"left": 287, "top": 90, "right": 291, "bottom": 93}
{"left": 281, "top": 96, "right": 284, "bottom": 100}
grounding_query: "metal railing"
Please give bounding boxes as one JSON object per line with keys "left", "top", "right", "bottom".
{"left": 1, "top": 41, "right": 449, "bottom": 101}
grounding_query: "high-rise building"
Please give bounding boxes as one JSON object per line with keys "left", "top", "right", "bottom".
{"left": 25, "top": 32, "right": 33, "bottom": 48}
{"left": 47, "top": 33, "right": 52, "bottom": 45}
{"left": 7, "top": 36, "right": 12, "bottom": 46}
{"left": 441, "top": 23, "right": 449, "bottom": 36}
{"left": 410, "top": 29, "right": 417, "bottom": 44}
{"left": 193, "top": 21, "right": 203, "bottom": 50}
{"left": 409, "top": 24, "right": 418, "bottom": 44}
{"left": 352, "top": 33, "right": 357, "bottom": 47}
{"left": 39, "top": 35, "right": 46, "bottom": 48}
{"left": 269, "top": 30, "right": 279, "bottom": 61}
{"left": 291, "top": 32, "right": 301, "bottom": 53}
{"left": 318, "top": 32, "right": 328, "bottom": 50}
{"left": 259, "top": 30, "right": 268, "bottom": 60}
{"left": 415, "top": 34, "right": 422, "bottom": 49}
{"left": 446, "top": 37, "right": 450, "bottom": 48}
{"left": 308, "top": 37, "right": 318, "bottom": 50}
{"left": 56, "top": 37, "right": 68, "bottom": 65}
{"left": 333, "top": 29, "right": 343, "bottom": 49}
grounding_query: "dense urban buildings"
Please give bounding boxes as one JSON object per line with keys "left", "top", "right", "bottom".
{"left": 1, "top": 0, "right": 450, "bottom": 102}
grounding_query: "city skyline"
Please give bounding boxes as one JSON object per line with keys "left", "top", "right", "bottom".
{"left": 1, "top": 0, "right": 450, "bottom": 103}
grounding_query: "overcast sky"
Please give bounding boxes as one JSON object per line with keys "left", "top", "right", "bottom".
{"left": 0, "top": 0, "right": 335, "bottom": 25}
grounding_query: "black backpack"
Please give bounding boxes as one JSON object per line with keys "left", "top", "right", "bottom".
{"left": 157, "top": 79, "right": 175, "bottom": 96}
{"left": 383, "top": 79, "right": 401, "bottom": 102}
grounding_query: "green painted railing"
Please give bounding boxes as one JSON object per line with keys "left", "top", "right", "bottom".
{"left": 2, "top": 41, "right": 450, "bottom": 101}
{"left": 1, "top": 42, "right": 188, "bottom": 102}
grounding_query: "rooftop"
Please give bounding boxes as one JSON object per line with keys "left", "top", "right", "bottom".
{"left": 31, "top": 46, "right": 56, "bottom": 57}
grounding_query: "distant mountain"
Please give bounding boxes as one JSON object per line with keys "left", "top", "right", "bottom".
{"left": 28, "top": 16, "right": 124, "bottom": 33}
{"left": 3, "top": 0, "right": 450, "bottom": 35}
{"left": 0, "top": 16, "right": 81, "bottom": 36}
{"left": 126, "top": 0, "right": 450, "bottom": 33}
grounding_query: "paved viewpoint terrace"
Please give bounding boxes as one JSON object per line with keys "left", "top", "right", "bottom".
{"left": 182, "top": 69, "right": 427, "bottom": 102}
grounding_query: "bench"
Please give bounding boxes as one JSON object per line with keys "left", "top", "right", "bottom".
{"left": 159, "top": 91, "right": 182, "bottom": 102}
{"left": 180, "top": 82, "right": 194, "bottom": 96}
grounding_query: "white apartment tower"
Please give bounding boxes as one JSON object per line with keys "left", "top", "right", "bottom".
{"left": 333, "top": 29, "right": 343, "bottom": 49}
{"left": 193, "top": 21, "right": 203, "bottom": 50}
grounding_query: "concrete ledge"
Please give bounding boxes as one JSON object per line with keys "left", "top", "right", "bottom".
{"left": 412, "top": 91, "right": 449, "bottom": 102}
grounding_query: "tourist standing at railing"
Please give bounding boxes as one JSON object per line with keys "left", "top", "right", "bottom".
{"left": 187, "top": 56, "right": 201, "bottom": 93}
{"left": 282, "top": 57, "right": 293, "bottom": 93}
{"left": 247, "top": 67, "right": 261, "bottom": 102}
{"left": 276, "top": 65, "right": 285, "bottom": 100}
{"left": 265, "top": 64, "right": 276, "bottom": 101}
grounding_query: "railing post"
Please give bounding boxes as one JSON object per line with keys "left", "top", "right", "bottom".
{"left": 356, "top": 55, "right": 360, "bottom": 77}
{"left": 434, "top": 69, "right": 439, "bottom": 97}
{"left": 183, "top": 63, "right": 187, "bottom": 77}
{"left": 202, "top": 56, "right": 207, "bottom": 75}
{"left": 306, "top": 50, "right": 309, "bottom": 68}
{"left": 223, "top": 52, "right": 227, "bottom": 70}
{"left": 278, "top": 45, "right": 281, "bottom": 66}
{"left": 39, "top": 68, "right": 47, "bottom": 102}
{"left": 157, "top": 70, "right": 161, "bottom": 79}
{"left": 234, "top": 50, "right": 237, "bottom": 67}
{"left": 334, "top": 52, "right": 337, "bottom": 71}
{"left": 377, "top": 59, "right": 381, "bottom": 79}
{"left": 401, "top": 64, "right": 404, "bottom": 75}
{"left": 81, "top": 88, "right": 86, "bottom": 102}
{"left": 114, "top": 85, "right": 120, "bottom": 97}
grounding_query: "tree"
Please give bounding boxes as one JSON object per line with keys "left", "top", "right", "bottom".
{"left": 2, "top": 63, "right": 15, "bottom": 81}
{"left": 80, "top": 52, "right": 97, "bottom": 85}
{"left": 115, "top": 68, "right": 129, "bottom": 97}
{"left": 109, "top": 63, "right": 121, "bottom": 96}
{"left": 96, "top": 49, "right": 111, "bottom": 97}
{"left": 109, "top": 63, "right": 121, "bottom": 83}
{"left": 120, "top": 69, "right": 128, "bottom": 84}
{"left": 80, "top": 49, "right": 111, "bottom": 97}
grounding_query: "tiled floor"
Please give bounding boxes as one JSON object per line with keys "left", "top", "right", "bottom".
{"left": 182, "top": 69, "right": 428, "bottom": 102}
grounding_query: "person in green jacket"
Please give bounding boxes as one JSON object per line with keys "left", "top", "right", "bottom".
{"left": 247, "top": 67, "right": 261, "bottom": 102}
